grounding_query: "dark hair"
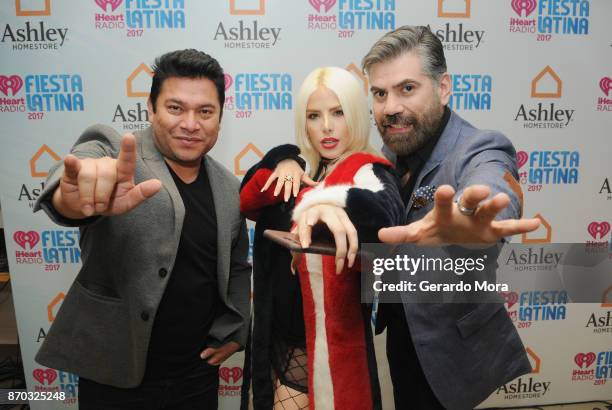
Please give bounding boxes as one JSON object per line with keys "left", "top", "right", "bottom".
{"left": 149, "top": 49, "right": 225, "bottom": 117}
{"left": 362, "top": 26, "right": 447, "bottom": 83}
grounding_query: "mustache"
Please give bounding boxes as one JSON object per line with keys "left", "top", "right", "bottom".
{"left": 381, "top": 113, "right": 417, "bottom": 128}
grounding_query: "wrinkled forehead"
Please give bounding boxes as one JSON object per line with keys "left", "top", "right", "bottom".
{"left": 367, "top": 52, "right": 426, "bottom": 89}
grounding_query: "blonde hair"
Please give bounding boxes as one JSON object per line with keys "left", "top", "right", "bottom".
{"left": 295, "top": 67, "right": 380, "bottom": 177}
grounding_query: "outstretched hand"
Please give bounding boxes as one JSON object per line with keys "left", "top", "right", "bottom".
{"left": 378, "top": 184, "right": 541, "bottom": 245}
{"left": 52, "top": 133, "right": 162, "bottom": 219}
{"left": 260, "top": 159, "right": 318, "bottom": 202}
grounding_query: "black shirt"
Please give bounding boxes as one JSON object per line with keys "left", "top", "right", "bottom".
{"left": 145, "top": 159, "right": 219, "bottom": 379}
{"left": 396, "top": 106, "right": 451, "bottom": 204}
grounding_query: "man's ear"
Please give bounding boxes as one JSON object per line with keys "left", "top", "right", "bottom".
{"left": 146, "top": 98, "right": 154, "bottom": 118}
{"left": 438, "top": 72, "right": 451, "bottom": 106}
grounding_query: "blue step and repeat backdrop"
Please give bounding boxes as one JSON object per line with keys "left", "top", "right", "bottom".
{"left": 1, "top": 0, "right": 611, "bottom": 408}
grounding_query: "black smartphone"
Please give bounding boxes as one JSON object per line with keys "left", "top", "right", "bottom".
{"left": 263, "top": 229, "right": 337, "bottom": 255}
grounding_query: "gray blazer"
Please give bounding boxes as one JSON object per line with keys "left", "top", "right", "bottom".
{"left": 382, "top": 111, "right": 531, "bottom": 409}
{"left": 33, "top": 124, "right": 251, "bottom": 388}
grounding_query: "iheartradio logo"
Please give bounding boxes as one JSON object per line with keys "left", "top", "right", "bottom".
{"left": 32, "top": 368, "right": 57, "bottom": 385}
{"left": 574, "top": 352, "right": 596, "bottom": 368}
{"left": 587, "top": 222, "right": 610, "bottom": 240}
{"left": 224, "top": 74, "right": 233, "bottom": 92}
{"left": 500, "top": 291, "right": 519, "bottom": 309}
{"left": 95, "top": 0, "right": 123, "bottom": 12}
{"left": 309, "top": 0, "right": 336, "bottom": 13}
{"left": 219, "top": 366, "right": 243, "bottom": 384}
{"left": 516, "top": 150, "right": 528, "bottom": 169}
{"left": 0, "top": 75, "right": 24, "bottom": 96}
{"left": 511, "top": 0, "right": 537, "bottom": 17}
{"left": 599, "top": 77, "right": 612, "bottom": 97}
{"left": 13, "top": 231, "right": 40, "bottom": 250}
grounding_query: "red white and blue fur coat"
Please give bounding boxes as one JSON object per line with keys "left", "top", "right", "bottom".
{"left": 240, "top": 145, "right": 404, "bottom": 410}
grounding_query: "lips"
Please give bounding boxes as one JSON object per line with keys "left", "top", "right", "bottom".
{"left": 174, "top": 136, "right": 203, "bottom": 147}
{"left": 384, "top": 123, "right": 412, "bottom": 134}
{"left": 320, "top": 137, "right": 339, "bottom": 149}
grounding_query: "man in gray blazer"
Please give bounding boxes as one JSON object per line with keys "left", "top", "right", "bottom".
{"left": 286, "top": 27, "right": 540, "bottom": 409}
{"left": 34, "top": 49, "right": 251, "bottom": 409}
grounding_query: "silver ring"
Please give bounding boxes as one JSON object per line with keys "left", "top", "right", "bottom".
{"left": 283, "top": 175, "right": 294, "bottom": 183}
{"left": 457, "top": 195, "right": 477, "bottom": 216}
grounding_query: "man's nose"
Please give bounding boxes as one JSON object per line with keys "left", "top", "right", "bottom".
{"left": 181, "top": 111, "right": 200, "bottom": 132}
{"left": 383, "top": 93, "right": 403, "bottom": 117}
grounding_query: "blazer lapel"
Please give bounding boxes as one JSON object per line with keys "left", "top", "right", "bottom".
{"left": 138, "top": 126, "right": 185, "bottom": 234}
{"left": 205, "top": 156, "right": 231, "bottom": 297}
{"left": 404, "top": 111, "right": 463, "bottom": 220}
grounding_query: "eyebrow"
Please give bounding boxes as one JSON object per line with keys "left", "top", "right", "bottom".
{"left": 370, "top": 79, "right": 420, "bottom": 93}
{"left": 306, "top": 105, "right": 342, "bottom": 112}
{"left": 166, "top": 98, "right": 217, "bottom": 109}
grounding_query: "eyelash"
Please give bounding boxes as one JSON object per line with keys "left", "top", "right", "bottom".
{"left": 374, "top": 85, "right": 414, "bottom": 98}
{"left": 167, "top": 106, "right": 213, "bottom": 116}
{"left": 307, "top": 110, "right": 343, "bottom": 120}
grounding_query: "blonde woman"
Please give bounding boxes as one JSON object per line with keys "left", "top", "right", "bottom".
{"left": 240, "top": 67, "right": 403, "bottom": 410}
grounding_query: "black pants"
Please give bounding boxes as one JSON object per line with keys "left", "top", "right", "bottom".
{"left": 384, "top": 303, "right": 445, "bottom": 410}
{"left": 78, "top": 362, "right": 219, "bottom": 410}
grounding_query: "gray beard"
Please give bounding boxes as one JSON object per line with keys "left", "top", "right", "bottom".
{"left": 377, "top": 106, "right": 444, "bottom": 156}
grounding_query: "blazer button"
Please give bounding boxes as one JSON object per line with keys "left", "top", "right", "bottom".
{"left": 158, "top": 268, "right": 167, "bottom": 278}
{"left": 141, "top": 311, "right": 149, "bottom": 321}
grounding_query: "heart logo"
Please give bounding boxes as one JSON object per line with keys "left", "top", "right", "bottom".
{"left": 500, "top": 291, "right": 519, "bottom": 309}
{"left": 587, "top": 222, "right": 610, "bottom": 240}
{"left": 224, "top": 73, "right": 233, "bottom": 91}
{"left": 309, "top": 0, "right": 336, "bottom": 13}
{"left": 94, "top": 0, "right": 123, "bottom": 12}
{"left": 32, "top": 368, "right": 58, "bottom": 385}
{"left": 219, "top": 366, "right": 243, "bottom": 383}
{"left": 599, "top": 77, "right": 612, "bottom": 97}
{"left": 516, "top": 151, "right": 528, "bottom": 169}
{"left": 511, "top": 0, "right": 537, "bottom": 17}
{"left": 574, "top": 352, "right": 596, "bottom": 369}
{"left": 0, "top": 75, "right": 24, "bottom": 96}
{"left": 13, "top": 231, "right": 40, "bottom": 250}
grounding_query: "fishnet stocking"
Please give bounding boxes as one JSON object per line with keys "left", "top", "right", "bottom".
{"left": 273, "top": 347, "right": 309, "bottom": 409}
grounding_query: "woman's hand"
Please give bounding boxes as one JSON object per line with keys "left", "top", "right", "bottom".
{"left": 260, "top": 159, "right": 318, "bottom": 202}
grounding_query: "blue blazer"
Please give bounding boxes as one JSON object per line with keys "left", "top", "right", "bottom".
{"left": 381, "top": 111, "right": 531, "bottom": 409}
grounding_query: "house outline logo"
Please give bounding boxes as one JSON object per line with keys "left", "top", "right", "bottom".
{"left": 126, "top": 63, "right": 154, "bottom": 98}
{"left": 30, "top": 144, "right": 61, "bottom": 178}
{"left": 437, "top": 0, "right": 470, "bottom": 18}
{"left": 521, "top": 213, "right": 552, "bottom": 244}
{"left": 345, "top": 62, "right": 368, "bottom": 96}
{"left": 234, "top": 143, "right": 263, "bottom": 176}
{"left": 16, "top": 0, "right": 51, "bottom": 16}
{"left": 47, "top": 292, "right": 65, "bottom": 322}
{"left": 531, "top": 66, "right": 562, "bottom": 99}
{"left": 526, "top": 347, "right": 541, "bottom": 374}
{"left": 230, "top": 0, "right": 265, "bottom": 15}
